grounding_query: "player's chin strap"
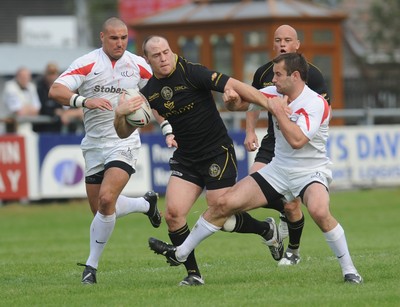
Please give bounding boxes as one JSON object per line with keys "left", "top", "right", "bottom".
{"left": 160, "top": 120, "right": 173, "bottom": 136}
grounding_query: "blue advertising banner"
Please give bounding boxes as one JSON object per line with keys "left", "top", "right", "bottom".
{"left": 141, "top": 131, "right": 249, "bottom": 195}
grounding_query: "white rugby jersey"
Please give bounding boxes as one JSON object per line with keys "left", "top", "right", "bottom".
{"left": 55, "top": 48, "right": 152, "bottom": 138}
{"left": 260, "top": 85, "right": 331, "bottom": 168}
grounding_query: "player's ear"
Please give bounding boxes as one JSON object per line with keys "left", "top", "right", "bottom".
{"left": 296, "top": 39, "right": 300, "bottom": 51}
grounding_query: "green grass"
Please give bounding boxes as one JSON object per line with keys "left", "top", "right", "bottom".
{"left": 1, "top": 188, "right": 399, "bottom": 306}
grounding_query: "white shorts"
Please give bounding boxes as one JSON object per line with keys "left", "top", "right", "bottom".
{"left": 81, "top": 135, "right": 141, "bottom": 176}
{"left": 257, "top": 162, "right": 332, "bottom": 202}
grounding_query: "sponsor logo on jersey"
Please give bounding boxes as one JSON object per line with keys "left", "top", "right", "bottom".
{"left": 161, "top": 102, "right": 195, "bottom": 118}
{"left": 148, "top": 92, "right": 160, "bottom": 102}
{"left": 174, "top": 85, "right": 187, "bottom": 92}
{"left": 311, "top": 171, "right": 324, "bottom": 182}
{"left": 263, "top": 81, "right": 274, "bottom": 87}
{"left": 93, "top": 85, "right": 124, "bottom": 93}
{"left": 164, "top": 101, "right": 174, "bottom": 111}
{"left": 120, "top": 147, "right": 133, "bottom": 160}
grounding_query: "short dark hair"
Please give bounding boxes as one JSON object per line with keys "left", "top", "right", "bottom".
{"left": 273, "top": 53, "right": 309, "bottom": 81}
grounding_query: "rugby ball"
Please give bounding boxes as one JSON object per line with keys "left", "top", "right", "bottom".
{"left": 120, "top": 88, "right": 152, "bottom": 127}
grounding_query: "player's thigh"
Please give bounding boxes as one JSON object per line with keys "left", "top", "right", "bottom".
{"left": 302, "top": 182, "right": 330, "bottom": 220}
{"left": 100, "top": 167, "right": 130, "bottom": 204}
{"left": 86, "top": 183, "right": 101, "bottom": 215}
{"left": 165, "top": 176, "right": 203, "bottom": 219}
{"left": 217, "top": 176, "right": 267, "bottom": 215}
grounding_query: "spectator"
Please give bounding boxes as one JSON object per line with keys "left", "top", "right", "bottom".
{"left": 33, "top": 62, "right": 83, "bottom": 133}
{"left": 2, "top": 67, "right": 41, "bottom": 134}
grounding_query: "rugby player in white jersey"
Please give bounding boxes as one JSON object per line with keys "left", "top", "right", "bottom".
{"left": 148, "top": 53, "right": 363, "bottom": 284}
{"left": 49, "top": 17, "right": 161, "bottom": 285}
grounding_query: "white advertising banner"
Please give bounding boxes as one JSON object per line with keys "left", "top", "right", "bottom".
{"left": 254, "top": 125, "right": 400, "bottom": 190}
{"left": 327, "top": 125, "right": 400, "bottom": 189}
{"left": 40, "top": 143, "right": 151, "bottom": 198}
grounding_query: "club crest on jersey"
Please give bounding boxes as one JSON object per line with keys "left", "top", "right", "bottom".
{"left": 121, "top": 71, "right": 134, "bottom": 77}
{"left": 209, "top": 164, "right": 221, "bottom": 177}
{"left": 161, "top": 86, "right": 173, "bottom": 100}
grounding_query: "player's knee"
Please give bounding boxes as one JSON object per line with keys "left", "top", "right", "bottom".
{"left": 284, "top": 199, "right": 302, "bottom": 219}
{"left": 215, "top": 194, "right": 233, "bottom": 218}
{"left": 98, "top": 193, "right": 115, "bottom": 211}
{"left": 164, "top": 205, "right": 184, "bottom": 225}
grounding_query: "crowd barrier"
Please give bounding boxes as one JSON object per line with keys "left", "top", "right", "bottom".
{"left": 1, "top": 125, "right": 399, "bottom": 201}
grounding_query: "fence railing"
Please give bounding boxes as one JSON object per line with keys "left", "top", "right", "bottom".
{"left": 1, "top": 107, "right": 400, "bottom": 134}
{"left": 220, "top": 107, "right": 400, "bottom": 130}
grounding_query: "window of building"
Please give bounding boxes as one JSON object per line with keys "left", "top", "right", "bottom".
{"left": 243, "top": 51, "right": 268, "bottom": 84}
{"left": 312, "top": 29, "right": 333, "bottom": 44}
{"left": 244, "top": 30, "right": 266, "bottom": 47}
{"left": 178, "top": 36, "right": 202, "bottom": 63}
{"left": 312, "top": 54, "right": 333, "bottom": 98}
{"left": 210, "top": 33, "right": 234, "bottom": 75}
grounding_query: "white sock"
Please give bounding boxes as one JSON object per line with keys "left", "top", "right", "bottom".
{"left": 176, "top": 215, "right": 221, "bottom": 262}
{"left": 86, "top": 212, "right": 116, "bottom": 269}
{"left": 115, "top": 195, "right": 149, "bottom": 218}
{"left": 324, "top": 223, "right": 357, "bottom": 275}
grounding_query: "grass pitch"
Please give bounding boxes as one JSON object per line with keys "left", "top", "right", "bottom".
{"left": 0, "top": 188, "right": 399, "bottom": 306}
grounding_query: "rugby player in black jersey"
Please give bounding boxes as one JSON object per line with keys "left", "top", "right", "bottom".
{"left": 114, "top": 36, "right": 280, "bottom": 286}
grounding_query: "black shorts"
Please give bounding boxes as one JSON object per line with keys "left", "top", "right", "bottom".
{"left": 254, "top": 134, "right": 275, "bottom": 164}
{"left": 170, "top": 144, "right": 237, "bottom": 190}
{"left": 85, "top": 161, "right": 133, "bottom": 184}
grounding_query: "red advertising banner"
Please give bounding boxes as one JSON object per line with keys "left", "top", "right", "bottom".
{"left": 119, "top": 0, "right": 189, "bottom": 23}
{"left": 0, "top": 135, "right": 28, "bottom": 200}
{"left": 119, "top": 0, "right": 189, "bottom": 49}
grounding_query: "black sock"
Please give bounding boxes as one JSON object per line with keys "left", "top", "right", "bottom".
{"left": 231, "top": 212, "right": 270, "bottom": 237}
{"left": 263, "top": 198, "right": 285, "bottom": 214}
{"left": 287, "top": 214, "right": 305, "bottom": 250}
{"left": 169, "top": 224, "right": 200, "bottom": 277}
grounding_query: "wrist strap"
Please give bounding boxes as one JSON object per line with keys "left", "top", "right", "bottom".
{"left": 160, "top": 120, "right": 173, "bottom": 136}
{"left": 69, "top": 94, "right": 87, "bottom": 108}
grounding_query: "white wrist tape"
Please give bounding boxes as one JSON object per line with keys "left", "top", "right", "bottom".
{"left": 69, "top": 94, "right": 87, "bottom": 108}
{"left": 160, "top": 120, "right": 173, "bottom": 136}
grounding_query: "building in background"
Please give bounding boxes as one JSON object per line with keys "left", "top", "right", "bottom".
{"left": 126, "top": 0, "right": 346, "bottom": 126}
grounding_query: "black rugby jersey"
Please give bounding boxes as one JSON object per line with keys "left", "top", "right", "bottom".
{"left": 252, "top": 60, "right": 330, "bottom": 161}
{"left": 141, "top": 56, "right": 232, "bottom": 160}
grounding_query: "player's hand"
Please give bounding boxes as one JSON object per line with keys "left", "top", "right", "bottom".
{"left": 244, "top": 131, "right": 259, "bottom": 152}
{"left": 115, "top": 92, "right": 144, "bottom": 116}
{"left": 223, "top": 89, "right": 249, "bottom": 111}
{"left": 84, "top": 97, "right": 113, "bottom": 111}
{"left": 268, "top": 95, "right": 290, "bottom": 116}
{"left": 166, "top": 134, "right": 178, "bottom": 148}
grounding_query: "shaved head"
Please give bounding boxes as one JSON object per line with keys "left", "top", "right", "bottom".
{"left": 274, "top": 25, "right": 298, "bottom": 39}
{"left": 273, "top": 24, "right": 300, "bottom": 55}
{"left": 142, "top": 35, "right": 168, "bottom": 56}
{"left": 102, "top": 17, "right": 127, "bottom": 32}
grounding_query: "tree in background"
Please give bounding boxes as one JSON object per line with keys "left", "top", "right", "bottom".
{"left": 368, "top": 0, "right": 400, "bottom": 61}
